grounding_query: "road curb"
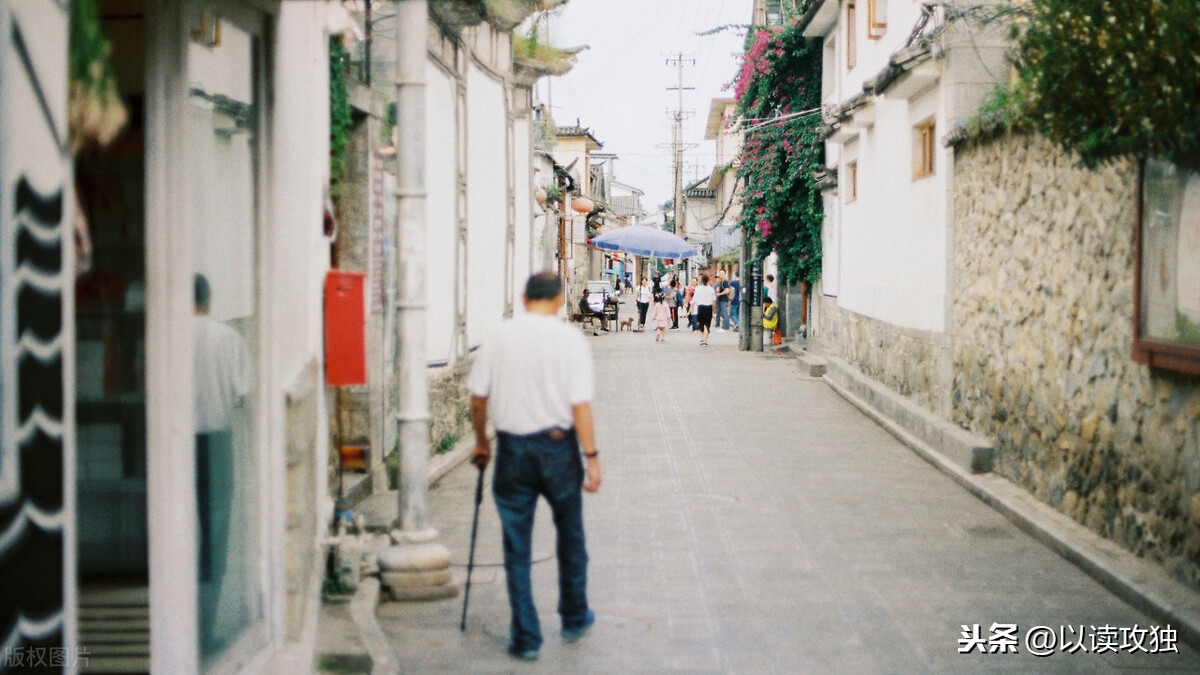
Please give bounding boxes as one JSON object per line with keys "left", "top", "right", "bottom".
{"left": 820, "top": 364, "right": 1200, "bottom": 651}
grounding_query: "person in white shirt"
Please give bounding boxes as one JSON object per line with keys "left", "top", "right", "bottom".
{"left": 193, "top": 273, "right": 251, "bottom": 653}
{"left": 469, "top": 272, "right": 601, "bottom": 660}
{"left": 635, "top": 277, "right": 652, "bottom": 331}
{"left": 688, "top": 273, "right": 717, "bottom": 346}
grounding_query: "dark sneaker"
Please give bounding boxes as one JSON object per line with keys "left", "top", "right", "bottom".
{"left": 507, "top": 644, "right": 539, "bottom": 661}
{"left": 562, "top": 610, "right": 595, "bottom": 643}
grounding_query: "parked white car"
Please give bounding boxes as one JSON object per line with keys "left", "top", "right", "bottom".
{"left": 586, "top": 280, "right": 619, "bottom": 319}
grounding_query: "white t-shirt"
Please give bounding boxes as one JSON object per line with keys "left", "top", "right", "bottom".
{"left": 468, "top": 314, "right": 594, "bottom": 434}
{"left": 691, "top": 284, "right": 717, "bottom": 306}
{"left": 194, "top": 315, "right": 252, "bottom": 433}
{"left": 637, "top": 284, "right": 652, "bottom": 303}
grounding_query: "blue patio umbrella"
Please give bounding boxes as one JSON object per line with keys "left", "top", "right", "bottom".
{"left": 591, "top": 225, "right": 699, "bottom": 259}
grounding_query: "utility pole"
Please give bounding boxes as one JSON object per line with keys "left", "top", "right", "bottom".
{"left": 665, "top": 53, "right": 695, "bottom": 279}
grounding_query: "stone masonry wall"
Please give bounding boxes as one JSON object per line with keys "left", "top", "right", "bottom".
{"left": 815, "top": 295, "right": 954, "bottom": 419}
{"left": 953, "top": 132, "right": 1200, "bottom": 588}
{"left": 429, "top": 364, "right": 471, "bottom": 456}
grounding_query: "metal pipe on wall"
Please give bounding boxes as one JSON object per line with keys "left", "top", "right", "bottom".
{"left": 392, "top": 0, "right": 433, "bottom": 536}
{"left": 378, "top": 0, "right": 456, "bottom": 604}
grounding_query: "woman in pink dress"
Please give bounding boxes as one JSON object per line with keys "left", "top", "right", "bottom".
{"left": 652, "top": 292, "right": 671, "bottom": 343}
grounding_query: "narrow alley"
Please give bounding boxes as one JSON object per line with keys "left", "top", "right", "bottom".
{"left": 370, "top": 327, "right": 1200, "bottom": 673}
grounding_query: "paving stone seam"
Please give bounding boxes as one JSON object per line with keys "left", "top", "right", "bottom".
{"left": 820, "top": 370, "right": 1200, "bottom": 651}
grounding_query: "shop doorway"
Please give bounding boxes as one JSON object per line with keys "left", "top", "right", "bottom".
{"left": 73, "top": 2, "right": 148, "bottom": 670}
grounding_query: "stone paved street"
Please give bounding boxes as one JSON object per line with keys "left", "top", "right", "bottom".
{"left": 376, "top": 325, "right": 1200, "bottom": 673}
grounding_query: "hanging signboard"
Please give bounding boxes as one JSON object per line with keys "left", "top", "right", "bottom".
{"left": 748, "top": 261, "right": 763, "bottom": 307}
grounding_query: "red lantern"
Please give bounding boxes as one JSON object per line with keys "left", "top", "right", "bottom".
{"left": 571, "top": 196, "right": 595, "bottom": 213}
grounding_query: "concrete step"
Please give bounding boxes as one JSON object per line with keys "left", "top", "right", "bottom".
{"left": 822, "top": 353, "right": 994, "bottom": 474}
{"left": 792, "top": 347, "right": 827, "bottom": 377}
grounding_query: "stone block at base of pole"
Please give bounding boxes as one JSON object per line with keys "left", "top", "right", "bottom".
{"left": 377, "top": 527, "right": 459, "bottom": 602}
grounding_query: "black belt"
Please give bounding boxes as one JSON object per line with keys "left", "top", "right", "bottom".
{"left": 499, "top": 427, "right": 574, "bottom": 441}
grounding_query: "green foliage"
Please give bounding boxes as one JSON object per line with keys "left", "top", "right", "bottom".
{"left": 70, "top": 0, "right": 119, "bottom": 100}
{"left": 322, "top": 570, "right": 352, "bottom": 597}
{"left": 976, "top": 82, "right": 1023, "bottom": 122}
{"left": 386, "top": 450, "right": 400, "bottom": 491}
{"left": 1014, "top": 0, "right": 1200, "bottom": 167}
{"left": 69, "top": 0, "right": 128, "bottom": 151}
{"left": 1176, "top": 313, "right": 1200, "bottom": 347}
{"left": 329, "top": 37, "right": 354, "bottom": 202}
{"left": 733, "top": 25, "right": 824, "bottom": 286}
{"left": 436, "top": 434, "right": 460, "bottom": 454}
{"left": 954, "top": 82, "right": 1030, "bottom": 145}
{"left": 513, "top": 18, "right": 576, "bottom": 74}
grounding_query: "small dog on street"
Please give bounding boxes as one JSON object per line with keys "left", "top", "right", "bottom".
{"left": 619, "top": 318, "right": 634, "bottom": 332}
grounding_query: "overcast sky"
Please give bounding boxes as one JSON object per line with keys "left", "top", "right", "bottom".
{"left": 534, "top": 0, "right": 753, "bottom": 210}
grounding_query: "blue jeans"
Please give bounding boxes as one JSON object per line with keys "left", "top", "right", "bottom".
{"left": 493, "top": 429, "right": 590, "bottom": 652}
{"left": 717, "top": 300, "right": 731, "bottom": 329}
{"left": 730, "top": 299, "right": 741, "bottom": 327}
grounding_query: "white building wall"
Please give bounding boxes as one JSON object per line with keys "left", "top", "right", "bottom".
{"left": 269, "top": 5, "right": 330, "bottom": 372}
{"left": 261, "top": 3, "right": 332, "bottom": 668}
{"left": 826, "top": 0, "right": 950, "bottom": 333}
{"left": 425, "top": 61, "right": 458, "bottom": 365}
{"left": 465, "top": 63, "right": 508, "bottom": 347}
{"left": 511, "top": 118, "right": 533, "bottom": 308}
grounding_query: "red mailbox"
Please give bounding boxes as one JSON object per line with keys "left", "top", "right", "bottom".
{"left": 324, "top": 270, "right": 367, "bottom": 386}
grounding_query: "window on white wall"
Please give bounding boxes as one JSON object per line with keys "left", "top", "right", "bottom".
{"left": 846, "top": 1, "right": 857, "bottom": 70}
{"left": 913, "top": 119, "right": 936, "bottom": 179}
{"left": 765, "top": 0, "right": 784, "bottom": 26}
{"left": 868, "top": 0, "right": 887, "bottom": 39}
{"left": 845, "top": 161, "right": 858, "bottom": 203}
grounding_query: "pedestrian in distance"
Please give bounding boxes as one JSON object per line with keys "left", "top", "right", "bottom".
{"left": 685, "top": 277, "right": 698, "bottom": 331}
{"left": 729, "top": 271, "right": 742, "bottom": 331}
{"left": 468, "top": 272, "right": 602, "bottom": 661}
{"left": 652, "top": 291, "right": 671, "bottom": 343}
{"left": 577, "top": 289, "right": 609, "bottom": 331}
{"left": 714, "top": 270, "right": 732, "bottom": 331}
{"left": 635, "top": 277, "right": 652, "bottom": 332}
{"left": 667, "top": 278, "right": 680, "bottom": 329}
{"left": 688, "top": 273, "right": 717, "bottom": 346}
{"left": 763, "top": 295, "right": 781, "bottom": 346}
{"left": 764, "top": 273, "right": 775, "bottom": 304}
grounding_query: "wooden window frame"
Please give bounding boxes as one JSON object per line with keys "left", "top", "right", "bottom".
{"left": 845, "top": 161, "right": 858, "bottom": 203}
{"left": 1132, "top": 158, "right": 1200, "bottom": 375}
{"left": 846, "top": 1, "right": 856, "bottom": 70}
{"left": 913, "top": 120, "right": 935, "bottom": 180}
{"left": 868, "top": 0, "right": 887, "bottom": 39}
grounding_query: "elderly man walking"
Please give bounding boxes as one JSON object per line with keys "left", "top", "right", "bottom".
{"left": 469, "top": 272, "right": 602, "bottom": 661}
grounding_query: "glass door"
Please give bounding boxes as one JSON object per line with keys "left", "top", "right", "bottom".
{"left": 185, "top": 3, "right": 265, "bottom": 666}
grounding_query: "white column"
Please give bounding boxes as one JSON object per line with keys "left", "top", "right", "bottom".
{"left": 378, "top": 0, "right": 457, "bottom": 602}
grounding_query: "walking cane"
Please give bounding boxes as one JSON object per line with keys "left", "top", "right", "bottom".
{"left": 460, "top": 464, "right": 485, "bottom": 631}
